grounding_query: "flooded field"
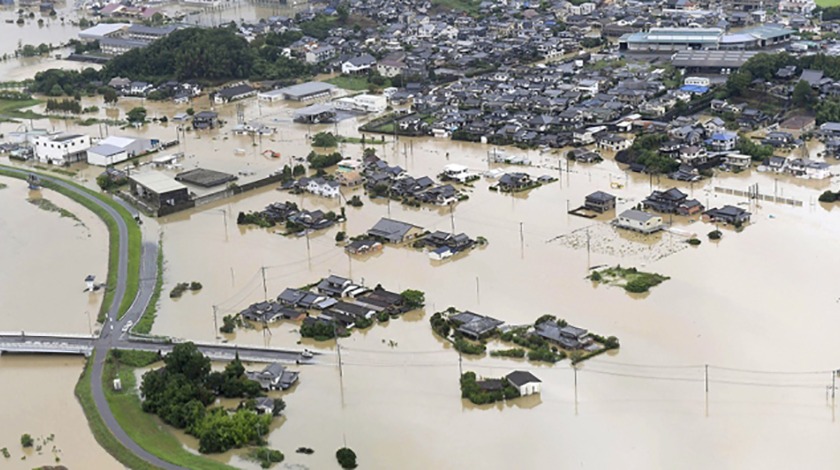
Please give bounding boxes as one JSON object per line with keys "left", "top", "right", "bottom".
{"left": 0, "top": 355, "right": 119, "bottom": 470}
{"left": 0, "top": 175, "right": 107, "bottom": 334}
{"left": 4, "top": 92, "right": 840, "bottom": 467}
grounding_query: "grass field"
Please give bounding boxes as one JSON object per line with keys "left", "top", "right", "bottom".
{"left": 325, "top": 75, "right": 371, "bottom": 91}
{"left": 0, "top": 166, "right": 141, "bottom": 323}
{"left": 103, "top": 353, "right": 237, "bottom": 470}
{"left": 817, "top": 0, "right": 840, "bottom": 7}
{"left": 0, "top": 98, "right": 44, "bottom": 121}
{"left": 431, "top": 0, "right": 482, "bottom": 13}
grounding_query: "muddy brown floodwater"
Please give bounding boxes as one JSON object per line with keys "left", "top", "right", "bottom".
{"left": 4, "top": 93, "right": 840, "bottom": 467}
{"left": 0, "top": 355, "right": 120, "bottom": 470}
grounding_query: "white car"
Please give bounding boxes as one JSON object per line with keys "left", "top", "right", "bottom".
{"left": 121, "top": 321, "right": 133, "bottom": 333}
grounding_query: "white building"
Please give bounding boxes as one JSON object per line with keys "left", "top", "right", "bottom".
{"left": 614, "top": 209, "right": 664, "bottom": 234}
{"left": 506, "top": 371, "right": 542, "bottom": 396}
{"left": 87, "top": 136, "right": 155, "bottom": 166}
{"left": 684, "top": 76, "right": 711, "bottom": 87}
{"left": 722, "top": 153, "right": 751, "bottom": 171}
{"left": 33, "top": 134, "right": 91, "bottom": 165}
{"left": 341, "top": 54, "right": 377, "bottom": 74}
{"left": 441, "top": 164, "right": 476, "bottom": 183}
{"left": 305, "top": 45, "right": 336, "bottom": 64}
{"left": 303, "top": 177, "right": 340, "bottom": 198}
{"left": 334, "top": 94, "right": 387, "bottom": 113}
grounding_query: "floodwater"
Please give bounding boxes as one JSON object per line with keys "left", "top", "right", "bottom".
{"left": 0, "top": 355, "right": 120, "bottom": 470}
{"left": 5, "top": 93, "right": 840, "bottom": 467}
{"left": 0, "top": 175, "right": 107, "bottom": 335}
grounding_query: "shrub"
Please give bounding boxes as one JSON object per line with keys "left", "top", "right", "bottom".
{"left": 819, "top": 190, "right": 838, "bottom": 203}
{"left": 527, "top": 347, "right": 564, "bottom": 363}
{"left": 335, "top": 231, "right": 346, "bottom": 242}
{"left": 686, "top": 238, "right": 701, "bottom": 246}
{"left": 708, "top": 230, "right": 722, "bottom": 240}
{"left": 20, "top": 434, "right": 33, "bottom": 448}
{"left": 490, "top": 348, "right": 526, "bottom": 358}
{"left": 190, "top": 281, "right": 203, "bottom": 291}
{"left": 624, "top": 278, "right": 652, "bottom": 293}
{"left": 336, "top": 447, "right": 358, "bottom": 469}
{"left": 454, "top": 337, "right": 486, "bottom": 355}
{"left": 348, "top": 195, "right": 363, "bottom": 207}
{"left": 589, "top": 270, "right": 602, "bottom": 281}
{"left": 430, "top": 312, "right": 450, "bottom": 338}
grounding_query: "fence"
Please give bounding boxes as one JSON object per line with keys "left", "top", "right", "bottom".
{"left": 714, "top": 186, "right": 802, "bottom": 207}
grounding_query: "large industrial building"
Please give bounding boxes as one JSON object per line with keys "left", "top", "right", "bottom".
{"left": 619, "top": 26, "right": 793, "bottom": 53}
{"left": 86, "top": 136, "right": 157, "bottom": 167}
{"left": 671, "top": 50, "right": 759, "bottom": 74}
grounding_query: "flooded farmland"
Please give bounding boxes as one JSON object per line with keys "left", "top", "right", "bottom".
{"left": 3, "top": 92, "right": 840, "bottom": 467}
{"left": 0, "top": 355, "right": 120, "bottom": 470}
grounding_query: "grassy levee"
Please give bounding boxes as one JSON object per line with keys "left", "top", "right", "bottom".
{"left": 0, "top": 166, "right": 141, "bottom": 323}
{"left": 74, "top": 358, "right": 160, "bottom": 470}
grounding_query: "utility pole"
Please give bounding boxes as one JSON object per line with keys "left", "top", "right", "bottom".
{"left": 704, "top": 364, "right": 709, "bottom": 395}
{"left": 519, "top": 222, "right": 524, "bottom": 244}
{"left": 449, "top": 205, "right": 455, "bottom": 233}
{"left": 475, "top": 276, "right": 480, "bottom": 304}
{"left": 84, "top": 311, "right": 92, "bottom": 336}
{"left": 458, "top": 349, "right": 463, "bottom": 376}
{"left": 213, "top": 305, "right": 219, "bottom": 341}
{"left": 335, "top": 322, "right": 344, "bottom": 379}
{"left": 261, "top": 266, "right": 268, "bottom": 301}
{"left": 586, "top": 228, "right": 591, "bottom": 268}
{"left": 833, "top": 370, "right": 836, "bottom": 399}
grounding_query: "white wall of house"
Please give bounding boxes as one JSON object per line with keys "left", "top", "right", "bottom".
{"left": 33, "top": 135, "right": 91, "bottom": 165}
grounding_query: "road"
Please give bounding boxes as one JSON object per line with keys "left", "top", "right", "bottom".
{"left": 2, "top": 167, "right": 181, "bottom": 470}
{"left": 3, "top": 167, "right": 320, "bottom": 469}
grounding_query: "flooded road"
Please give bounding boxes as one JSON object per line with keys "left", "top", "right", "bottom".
{"left": 4, "top": 93, "right": 840, "bottom": 467}
{"left": 0, "top": 355, "right": 119, "bottom": 469}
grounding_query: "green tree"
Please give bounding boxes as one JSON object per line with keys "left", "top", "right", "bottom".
{"left": 20, "top": 434, "right": 33, "bottom": 448}
{"left": 400, "top": 289, "right": 425, "bottom": 309}
{"left": 127, "top": 106, "right": 147, "bottom": 124}
{"left": 792, "top": 80, "right": 816, "bottom": 109}
{"left": 103, "top": 87, "right": 118, "bottom": 105}
{"left": 311, "top": 131, "right": 338, "bottom": 147}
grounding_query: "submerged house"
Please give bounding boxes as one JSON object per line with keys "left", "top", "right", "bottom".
{"left": 534, "top": 322, "right": 592, "bottom": 350}
{"left": 614, "top": 209, "right": 664, "bottom": 234}
{"left": 703, "top": 205, "right": 751, "bottom": 225}
{"left": 367, "top": 218, "right": 424, "bottom": 244}
{"left": 449, "top": 311, "right": 504, "bottom": 340}
{"left": 584, "top": 191, "right": 616, "bottom": 213}
{"left": 643, "top": 188, "right": 704, "bottom": 215}
{"left": 246, "top": 363, "right": 299, "bottom": 391}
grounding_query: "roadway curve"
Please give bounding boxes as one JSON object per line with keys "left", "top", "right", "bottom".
{"left": 1, "top": 167, "right": 178, "bottom": 470}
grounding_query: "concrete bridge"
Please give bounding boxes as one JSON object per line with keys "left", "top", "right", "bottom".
{"left": 0, "top": 332, "right": 320, "bottom": 364}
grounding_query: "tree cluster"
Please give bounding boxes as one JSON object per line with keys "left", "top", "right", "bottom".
{"left": 311, "top": 131, "right": 338, "bottom": 148}
{"left": 139, "top": 343, "right": 269, "bottom": 454}
{"left": 735, "top": 136, "right": 774, "bottom": 161}
{"left": 45, "top": 98, "right": 82, "bottom": 114}
{"left": 306, "top": 151, "right": 343, "bottom": 169}
{"left": 459, "top": 372, "right": 519, "bottom": 405}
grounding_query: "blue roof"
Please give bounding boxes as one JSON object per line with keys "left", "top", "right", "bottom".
{"left": 680, "top": 85, "right": 709, "bottom": 94}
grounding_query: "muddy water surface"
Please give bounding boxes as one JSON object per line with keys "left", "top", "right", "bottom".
{"left": 5, "top": 93, "right": 840, "bottom": 467}
{"left": 0, "top": 355, "right": 119, "bottom": 470}
{"left": 0, "top": 176, "right": 107, "bottom": 334}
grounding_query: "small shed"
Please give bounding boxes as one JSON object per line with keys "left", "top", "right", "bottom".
{"left": 506, "top": 371, "right": 541, "bottom": 396}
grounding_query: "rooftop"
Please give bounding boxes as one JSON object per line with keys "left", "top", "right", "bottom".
{"left": 130, "top": 171, "right": 188, "bottom": 194}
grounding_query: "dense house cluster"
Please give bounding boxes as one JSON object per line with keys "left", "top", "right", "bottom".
{"left": 237, "top": 275, "right": 413, "bottom": 333}
{"left": 362, "top": 154, "right": 464, "bottom": 206}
